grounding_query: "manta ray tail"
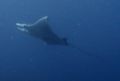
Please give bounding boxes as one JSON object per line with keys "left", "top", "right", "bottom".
{"left": 68, "top": 43, "right": 104, "bottom": 61}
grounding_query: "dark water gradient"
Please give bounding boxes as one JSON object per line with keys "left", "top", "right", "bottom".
{"left": 0, "top": 0, "right": 120, "bottom": 81}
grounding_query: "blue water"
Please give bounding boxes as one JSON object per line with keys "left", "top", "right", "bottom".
{"left": 0, "top": 0, "right": 120, "bottom": 81}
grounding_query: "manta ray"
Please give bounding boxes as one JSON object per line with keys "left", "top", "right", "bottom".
{"left": 16, "top": 16, "right": 68, "bottom": 45}
{"left": 16, "top": 16, "right": 103, "bottom": 60}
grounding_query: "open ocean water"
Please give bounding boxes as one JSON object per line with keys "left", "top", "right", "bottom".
{"left": 0, "top": 0, "right": 120, "bottom": 81}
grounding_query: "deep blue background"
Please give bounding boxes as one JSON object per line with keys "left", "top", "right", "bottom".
{"left": 0, "top": 0, "right": 120, "bottom": 81}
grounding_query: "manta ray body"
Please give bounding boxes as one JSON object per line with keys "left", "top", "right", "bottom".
{"left": 16, "top": 16, "right": 103, "bottom": 60}
{"left": 16, "top": 16, "right": 68, "bottom": 45}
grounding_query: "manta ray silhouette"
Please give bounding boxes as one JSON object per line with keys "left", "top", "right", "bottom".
{"left": 16, "top": 16, "right": 103, "bottom": 60}
{"left": 16, "top": 16, "right": 68, "bottom": 45}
